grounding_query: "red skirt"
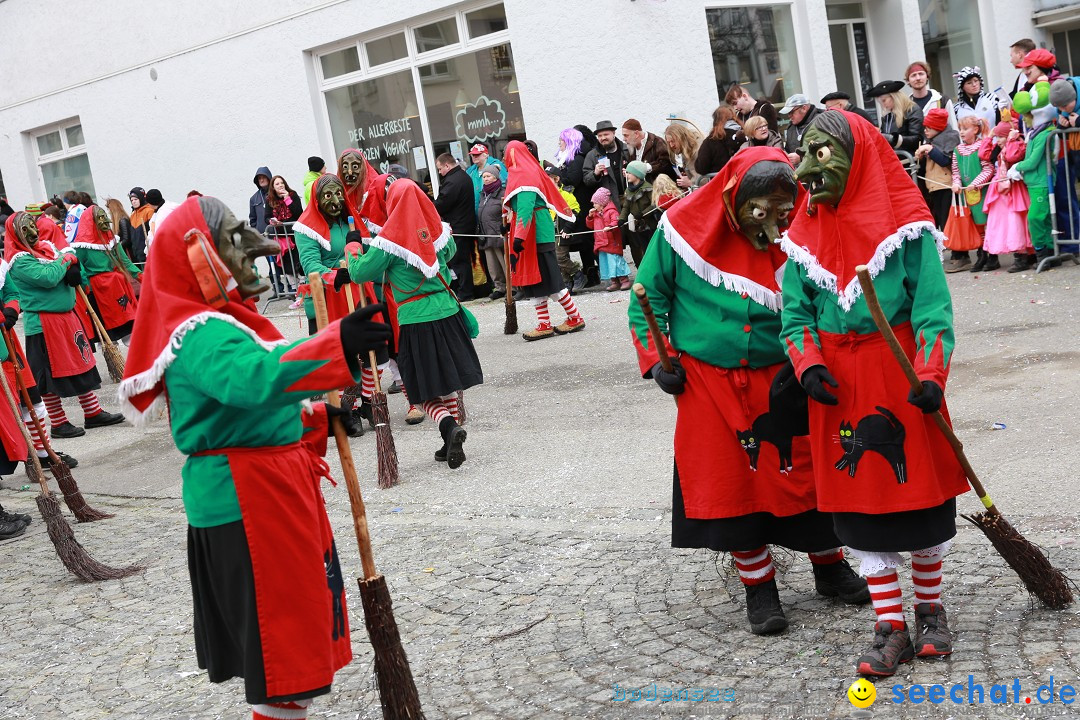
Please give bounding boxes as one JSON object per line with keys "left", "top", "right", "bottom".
{"left": 88, "top": 270, "right": 138, "bottom": 331}
{"left": 675, "top": 356, "right": 818, "bottom": 519}
{"left": 810, "top": 324, "right": 968, "bottom": 513}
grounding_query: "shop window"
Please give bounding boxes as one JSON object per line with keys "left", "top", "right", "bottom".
{"left": 706, "top": 5, "right": 802, "bottom": 105}
{"left": 33, "top": 120, "right": 96, "bottom": 200}
{"left": 367, "top": 33, "right": 408, "bottom": 67}
{"left": 466, "top": 4, "right": 507, "bottom": 38}
{"left": 1052, "top": 28, "right": 1080, "bottom": 77}
{"left": 320, "top": 46, "right": 361, "bottom": 79}
{"left": 414, "top": 18, "right": 459, "bottom": 54}
{"left": 920, "top": 0, "right": 985, "bottom": 94}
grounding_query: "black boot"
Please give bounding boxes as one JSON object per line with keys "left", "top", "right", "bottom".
{"left": 0, "top": 517, "right": 27, "bottom": 540}
{"left": 1007, "top": 252, "right": 1034, "bottom": 273}
{"left": 970, "top": 249, "right": 987, "bottom": 272}
{"left": 356, "top": 400, "right": 375, "bottom": 429}
{"left": 744, "top": 578, "right": 788, "bottom": 635}
{"left": 982, "top": 253, "right": 1000, "bottom": 271}
{"left": 438, "top": 416, "right": 467, "bottom": 469}
{"left": 1035, "top": 246, "right": 1061, "bottom": 270}
{"left": 812, "top": 558, "right": 871, "bottom": 604}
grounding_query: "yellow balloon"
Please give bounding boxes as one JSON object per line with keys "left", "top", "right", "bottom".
{"left": 847, "top": 678, "right": 877, "bottom": 708}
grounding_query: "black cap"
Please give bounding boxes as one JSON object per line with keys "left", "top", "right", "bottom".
{"left": 145, "top": 188, "right": 164, "bottom": 206}
{"left": 866, "top": 80, "right": 905, "bottom": 98}
{"left": 820, "top": 91, "right": 851, "bottom": 103}
{"left": 594, "top": 120, "right": 617, "bottom": 133}
{"left": 308, "top": 156, "right": 325, "bottom": 172}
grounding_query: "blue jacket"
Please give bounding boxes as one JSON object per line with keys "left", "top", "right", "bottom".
{"left": 466, "top": 158, "right": 508, "bottom": 213}
{"left": 249, "top": 166, "right": 272, "bottom": 232}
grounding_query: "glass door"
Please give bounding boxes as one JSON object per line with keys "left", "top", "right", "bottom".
{"left": 827, "top": 3, "right": 876, "bottom": 123}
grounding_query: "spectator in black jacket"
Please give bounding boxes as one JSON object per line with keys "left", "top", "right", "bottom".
{"left": 726, "top": 84, "right": 780, "bottom": 134}
{"left": 779, "top": 94, "right": 824, "bottom": 164}
{"left": 556, "top": 126, "right": 599, "bottom": 286}
{"left": 434, "top": 154, "right": 479, "bottom": 300}
{"left": 621, "top": 118, "right": 676, "bottom": 183}
{"left": 868, "top": 80, "right": 924, "bottom": 154}
{"left": 248, "top": 166, "right": 272, "bottom": 233}
{"left": 695, "top": 104, "right": 742, "bottom": 177}
{"left": 583, "top": 120, "right": 628, "bottom": 204}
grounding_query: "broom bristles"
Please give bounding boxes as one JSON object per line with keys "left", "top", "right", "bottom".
{"left": 37, "top": 492, "right": 143, "bottom": 582}
{"left": 103, "top": 343, "right": 125, "bottom": 384}
{"left": 963, "top": 511, "right": 1074, "bottom": 610}
{"left": 358, "top": 574, "right": 424, "bottom": 719}
{"left": 370, "top": 391, "right": 399, "bottom": 489}
{"left": 455, "top": 390, "right": 467, "bottom": 426}
{"left": 504, "top": 300, "right": 518, "bottom": 335}
{"left": 51, "top": 461, "right": 115, "bottom": 522}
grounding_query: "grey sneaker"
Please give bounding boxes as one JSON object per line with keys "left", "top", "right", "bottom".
{"left": 913, "top": 603, "right": 953, "bottom": 657}
{"left": 856, "top": 621, "right": 915, "bottom": 676}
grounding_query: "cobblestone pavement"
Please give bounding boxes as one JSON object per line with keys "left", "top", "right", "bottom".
{"left": 1, "top": 264, "right": 1078, "bottom": 719}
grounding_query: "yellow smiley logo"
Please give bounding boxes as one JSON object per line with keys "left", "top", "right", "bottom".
{"left": 847, "top": 678, "right": 876, "bottom": 708}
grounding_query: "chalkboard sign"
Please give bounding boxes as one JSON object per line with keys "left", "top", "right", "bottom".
{"left": 853, "top": 23, "right": 878, "bottom": 123}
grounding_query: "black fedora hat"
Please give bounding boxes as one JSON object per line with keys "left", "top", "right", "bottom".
{"left": 866, "top": 80, "right": 905, "bottom": 98}
{"left": 594, "top": 120, "right": 617, "bottom": 133}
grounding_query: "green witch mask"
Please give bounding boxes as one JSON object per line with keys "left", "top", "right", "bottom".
{"left": 794, "top": 125, "right": 852, "bottom": 214}
{"left": 93, "top": 206, "right": 113, "bottom": 233}
{"left": 317, "top": 177, "right": 346, "bottom": 222}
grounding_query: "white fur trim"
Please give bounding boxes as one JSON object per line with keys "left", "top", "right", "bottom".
{"left": 503, "top": 185, "right": 576, "bottom": 222}
{"left": 369, "top": 222, "right": 452, "bottom": 278}
{"left": 117, "top": 312, "right": 288, "bottom": 425}
{"left": 70, "top": 235, "right": 120, "bottom": 251}
{"left": 779, "top": 221, "right": 945, "bottom": 311}
{"left": 293, "top": 221, "right": 331, "bottom": 251}
{"left": 658, "top": 216, "right": 783, "bottom": 312}
{"left": 0, "top": 259, "right": 8, "bottom": 292}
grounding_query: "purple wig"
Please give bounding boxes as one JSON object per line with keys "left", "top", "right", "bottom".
{"left": 555, "top": 127, "right": 583, "bottom": 165}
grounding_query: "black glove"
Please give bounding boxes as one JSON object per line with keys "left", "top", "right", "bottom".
{"left": 325, "top": 403, "right": 361, "bottom": 437}
{"left": 63, "top": 264, "right": 82, "bottom": 287}
{"left": 333, "top": 267, "right": 352, "bottom": 292}
{"left": 2, "top": 307, "right": 18, "bottom": 330}
{"left": 908, "top": 380, "right": 943, "bottom": 414}
{"left": 651, "top": 357, "right": 686, "bottom": 396}
{"left": 340, "top": 303, "right": 391, "bottom": 360}
{"left": 800, "top": 365, "right": 839, "bottom": 406}
{"left": 345, "top": 230, "right": 364, "bottom": 246}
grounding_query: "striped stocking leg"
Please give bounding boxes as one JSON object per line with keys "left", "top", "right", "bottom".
{"left": 360, "top": 366, "right": 375, "bottom": 401}
{"left": 422, "top": 397, "right": 453, "bottom": 425}
{"left": 533, "top": 298, "right": 551, "bottom": 330}
{"left": 911, "top": 547, "right": 945, "bottom": 607}
{"left": 730, "top": 546, "right": 776, "bottom": 586}
{"left": 78, "top": 392, "right": 103, "bottom": 419}
{"left": 22, "top": 406, "right": 47, "bottom": 458}
{"left": 807, "top": 548, "right": 844, "bottom": 565}
{"left": 251, "top": 699, "right": 312, "bottom": 719}
{"left": 43, "top": 393, "right": 68, "bottom": 427}
{"left": 552, "top": 288, "right": 581, "bottom": 321}
{"left": 866, "top": 568, "right": 906, "bottom": 630}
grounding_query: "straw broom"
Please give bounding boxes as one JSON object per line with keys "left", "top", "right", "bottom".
{"left": 339, "top": 258, "right": 399, "bottom": 489}
{"left": 309, "top": 272, "right": 424, "bottom": 718}
{"left": 0, "top": 367, "right": 141, "bottom": 581}
{"left": 632, "top": 284, "right": 679, "bottom": 408}
{"left": 503, "top": 210, "right": 518, "bottom": 335}
{"left": 75, "top": 287, "right": 125, "bottom": 383}
{"left": 1, "top": 327, "right": 113, "bottom": 522}
{"left": 856, "top": 266, "right": 1073, "bottom": 609}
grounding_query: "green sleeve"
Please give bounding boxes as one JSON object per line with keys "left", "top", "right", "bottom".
{"left": 115, "top": 244, "right": 142, "bottom": 277}
{"left": 438, "top": 236, "right": 458, "bottom": 264}
{"left": 296, "top": 235, "right": 331, "bottom": 277}
{"left": 627, "top": 229, "right": 677, "bottom": 376}
{"left": 346, "top": 245, "right": 394, "bottom": 285}
{"left": 904, "top": 232, "right": 954, "bottom": 387}
{"left": 1013, "top": 130, "right": 1049, "bottom": 175}
{"left": 779, "top": 259, "right": 826, "bottom": 379}
{"left": 12, "top": 255, "right": 67, "bottom": 289}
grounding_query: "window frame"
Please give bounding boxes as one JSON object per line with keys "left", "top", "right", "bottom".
{"left": 31, "top": 117, "right": 94, "bottom": 198}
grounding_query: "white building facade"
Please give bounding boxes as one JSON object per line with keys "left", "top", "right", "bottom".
{"left": 0, "top": 0, "right": 1063, "bottom": 216}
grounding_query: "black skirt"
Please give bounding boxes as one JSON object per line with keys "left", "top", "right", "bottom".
{"left": 397, "top": 310, "right": 483, "bottom": 404}
{"left": 671, "top": 463, "right": 841, "bottom": 553}
{"left": 188, "top": 521, "right": 332, "bottom": 705}
{"left": 25, "top": 333, "right": 102, "bottom": 397}
{"left": 833, "top": 499, "right": 958, "bottom": 552}
{"left": 521, "top": 248, "right": 564, "bottom": 299}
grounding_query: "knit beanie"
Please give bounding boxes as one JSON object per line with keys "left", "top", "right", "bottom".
{"left": 591, "top": 187, "right": 611, "bottom": 205}
{"left": 145, "top": 188, "right": 165, "bottom": 206}
{"left": 307, "top": 156, "right": 325, "bottom": 173}
{"left": 622, "top": 118, "right": 643, "bottom": 132}
{"left": 626, "top": 160, "right": 648, "bottom": 180}
{"left": 129, "top": 187, "right": 147, "bottom": 203}
{"left": 1049, "top": 78, "right": 1077, "bottom": 109}
{"left": 923, "top": 108, "right": 949, "bottom": 132}
{"left": 24, "top": 203, "right": 46, "bottom": 217}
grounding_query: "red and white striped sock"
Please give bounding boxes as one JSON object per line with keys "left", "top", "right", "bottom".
{"left": 731, "top": 546, "right": 776, "bottom": 586}
{"left": 78, "top": 392, "right": 102, "bottom": 418}
{"left": 445, "top": 394, "right": 460, "bottom": 422}
{"left": 252, "top": 699, "right": 311, "bottom": 719}
{"left": 807, "top": 548, "right": 845, "bottom": 565}
{"left": 22, "top": 407, "right": 47, "bottom": 458}
{"left": 552, "top": 288, "right": 581, "bottom": 321}
{"left": 360, "top": 366, "right": 375, "bottom": 400}
{"left": 423, "top": 397, "right": 453, "bottom": 425}
{"left": 911, "top": 547, "right": 945, "bottom": 607}
{"left": 43, "top": 393, "right": 68, "bottom": 427}
{"left": 866, "top": 568, "right": 906, "bottom": 630}
{"left": 533, "top": 298, "right": 551, "bottom": 329}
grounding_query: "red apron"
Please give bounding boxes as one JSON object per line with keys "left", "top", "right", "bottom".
{"left": 676, "top": 355, "right": 818, "bottom": 519}
{"left": 73, "top": 290, "right": 95, "bottom": 341}
{"left": 38, "top": 311, "right": 96, "bottom": 378}
{"left": 3, "top": 337, "right": 36, "bottom": 391}
{"left": 0, "top": 364, "right": 28, "bottom": 462}
{"left": 810, "top": 324, "right": 969, "bottom": 513}
{"left": 88, "top": 270, "right": 138, "bottom": 331}
{"left": 195, "top": 443, "right": 352, "bottom": 698}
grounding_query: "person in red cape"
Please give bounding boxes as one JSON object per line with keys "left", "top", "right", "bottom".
{"left": 4, "top": 212, "right": 124, "bottom": 438}
{"left": 780, "top": 110, "right": 968, "bottom": 676}
{"left": 502, "top": 140, "right": 587, "bottom": 340}
{"left": 628, "top": 147, "right": 868, "bottom": 635}
{"left": 71, "top": 205, "right": 142, "bottom": 343}
{"left": 118, "top": 195, "right": 388, "bottom": 719}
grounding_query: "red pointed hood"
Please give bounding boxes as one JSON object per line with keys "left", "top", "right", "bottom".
{"left": 294, "top": 174, "right": 360, "bottom": 251}
{"left": 367, "top": 180, "right": 451, "bottom": 278}
{"left": 36, "top": 214, "right": 71, "bottom": 252}
{"left": 4, "top": 211, "right": 62, "bottom": 264}
{"left": 337, "top": 149, "right": 389, "bottom": 232}
{"left": 781, "top": 110, "right": 940, "bottom": 310}
{"left": 118, "top": 197, "right": 285, "bottom": 422}
{"left": 502, "top": 140, "right": 574, "bottom": 221}
{"left": 71, "top": 205, "right": 118, "bottom": 248}
{"left": 659, "top": 146, "right": 804, "bottom": 312}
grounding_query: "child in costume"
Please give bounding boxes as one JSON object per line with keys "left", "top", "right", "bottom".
{"left": 587, "top": 188, "right": 629, "bottom": 291}
{"left": 620, "top": 160, "right": 657, "bottom": 267}
{"left": 346, "top": 181, "right": 483, "bottom": 468}
{"left": 651, "top": 174, "right": 681, "bottom": 211}
{"left": 781, "top": 111, "right": 969, "bottom": 677}
{"left": 629, "top": 147, "right": 868, "bottom": 635}
{"left": 503, "top": 140, "right": 587, "bottom": 341}
{"left": 118, "top": 196, "right": 389, "bottom": 719}
{"left": 912, "top": 108, "right": 959, "bottom": 231}
{"left": 5, "top": 212, "right": 124, "bottom": 439}
{"left": 71, "top": 205, "right": 142, "bottom": 342}
{"left": 981, "top": 123, "right": 1032, "bottom": 266}
{"left": 945, "top": 117, "right": 993, "bottom": 272}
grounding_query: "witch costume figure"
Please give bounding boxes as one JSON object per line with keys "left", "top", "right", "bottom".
{"left": 780, "top": 110, "right": 969, "bottom": 676}
{"left": 118, "top": 196, "right": 391, "bottom": 719}
{"left": 71, "top": 204, "right": 142, "bottom": 343}
{"left": 629, "top": 147, "right": 868, "bottom": 635}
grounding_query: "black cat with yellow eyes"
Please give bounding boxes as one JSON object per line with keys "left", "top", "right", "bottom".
{"left": 835, "top": 406, "right": 907, "bottom": 484}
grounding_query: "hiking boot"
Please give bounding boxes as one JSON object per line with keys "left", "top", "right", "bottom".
{"left": 85, "top": 411, "right": 125, "bottom": 428}
{"left": 553, "top": 317, "right": 586, "bottom": 335}
{"left": 386, "top": 381, "right": 403, "bottom": 395}
{"left": 522, "top": 326, "right": 555, "bottom": 341}
{"left": 54, "top": 451, "right": 79, "bottom": 469}
{"left": 0, "top": 518, "right": 27, "bottom": 540}
{"left": 0, "top": 507, "right": 31, "bottom": 527}
{"left": 856, "top": 621, "right": 915, "bottom": 676}
{"left": 51, "top": 422, "right": 85, "bottom": 439}
{"left": 1008, "top": 253, "right": 1035, "bottom": 273}
{"left": 943, "top": 256, "right": 970, "bottom": 273}
{"left": 439, "top": 416, "right": 467, "bottom": 469}
{"left": 912, "top": 603, "right": 953, "bottom": 657}
{"left": 405, "top": 406, "right": 425, "bottom": 425}
{"left": 571, "top": 271, "right": 587, "bottom": 293}
{"left": 812, "top": 558, "right": 871, "bottom": 604}
{"left": 970, "top": 250, "right": 988, "bottom": 272}
{"left": 981, "top": 253, "right": 1000, "bottom": 271}
{"left": 744, "top": 579, "right": 788, "bottom": 635}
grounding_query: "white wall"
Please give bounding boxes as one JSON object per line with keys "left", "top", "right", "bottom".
{"left": 979, "top": 0, "right": 1041, "bottom": 94}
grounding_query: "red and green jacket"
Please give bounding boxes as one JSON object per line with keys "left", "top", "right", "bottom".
{"left": 346, "top": 235, "right": 460, "bottom": 325}
{"left": 780, "top": 228, "right": 954, "bottom": 388}
{"left": 7, "top": 252, "right": 77, "bottom": 336}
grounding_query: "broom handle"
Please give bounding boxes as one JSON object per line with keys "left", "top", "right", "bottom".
{"left": 309, "top": 271, "right": 378, "bottom": 579}
{"left": 854, "top": 266, "right": 996, "bottom": 515}
{"left": 0, "top": 357, "right": 48, "bottom": 493}
{"left": 631, "top": 283, "right": 674, "bottom": 373}
{"left": 0, "top": 327, "right": 62, "bottom": 467}
{"left": 505, "top": 210, "right": 516, "bottom": 307}
{"left": 75, "top": 287, "right": 119, "bottom": 355}
{"left": 343, "top": 226, "right": 384, "bottom": 394}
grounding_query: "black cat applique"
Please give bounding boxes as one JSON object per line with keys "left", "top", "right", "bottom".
{"left": 736, "top": 412, "right": 794, "bottom": 473}
{"left": 834, "top": 406, "right": 907, "bottom": 484}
